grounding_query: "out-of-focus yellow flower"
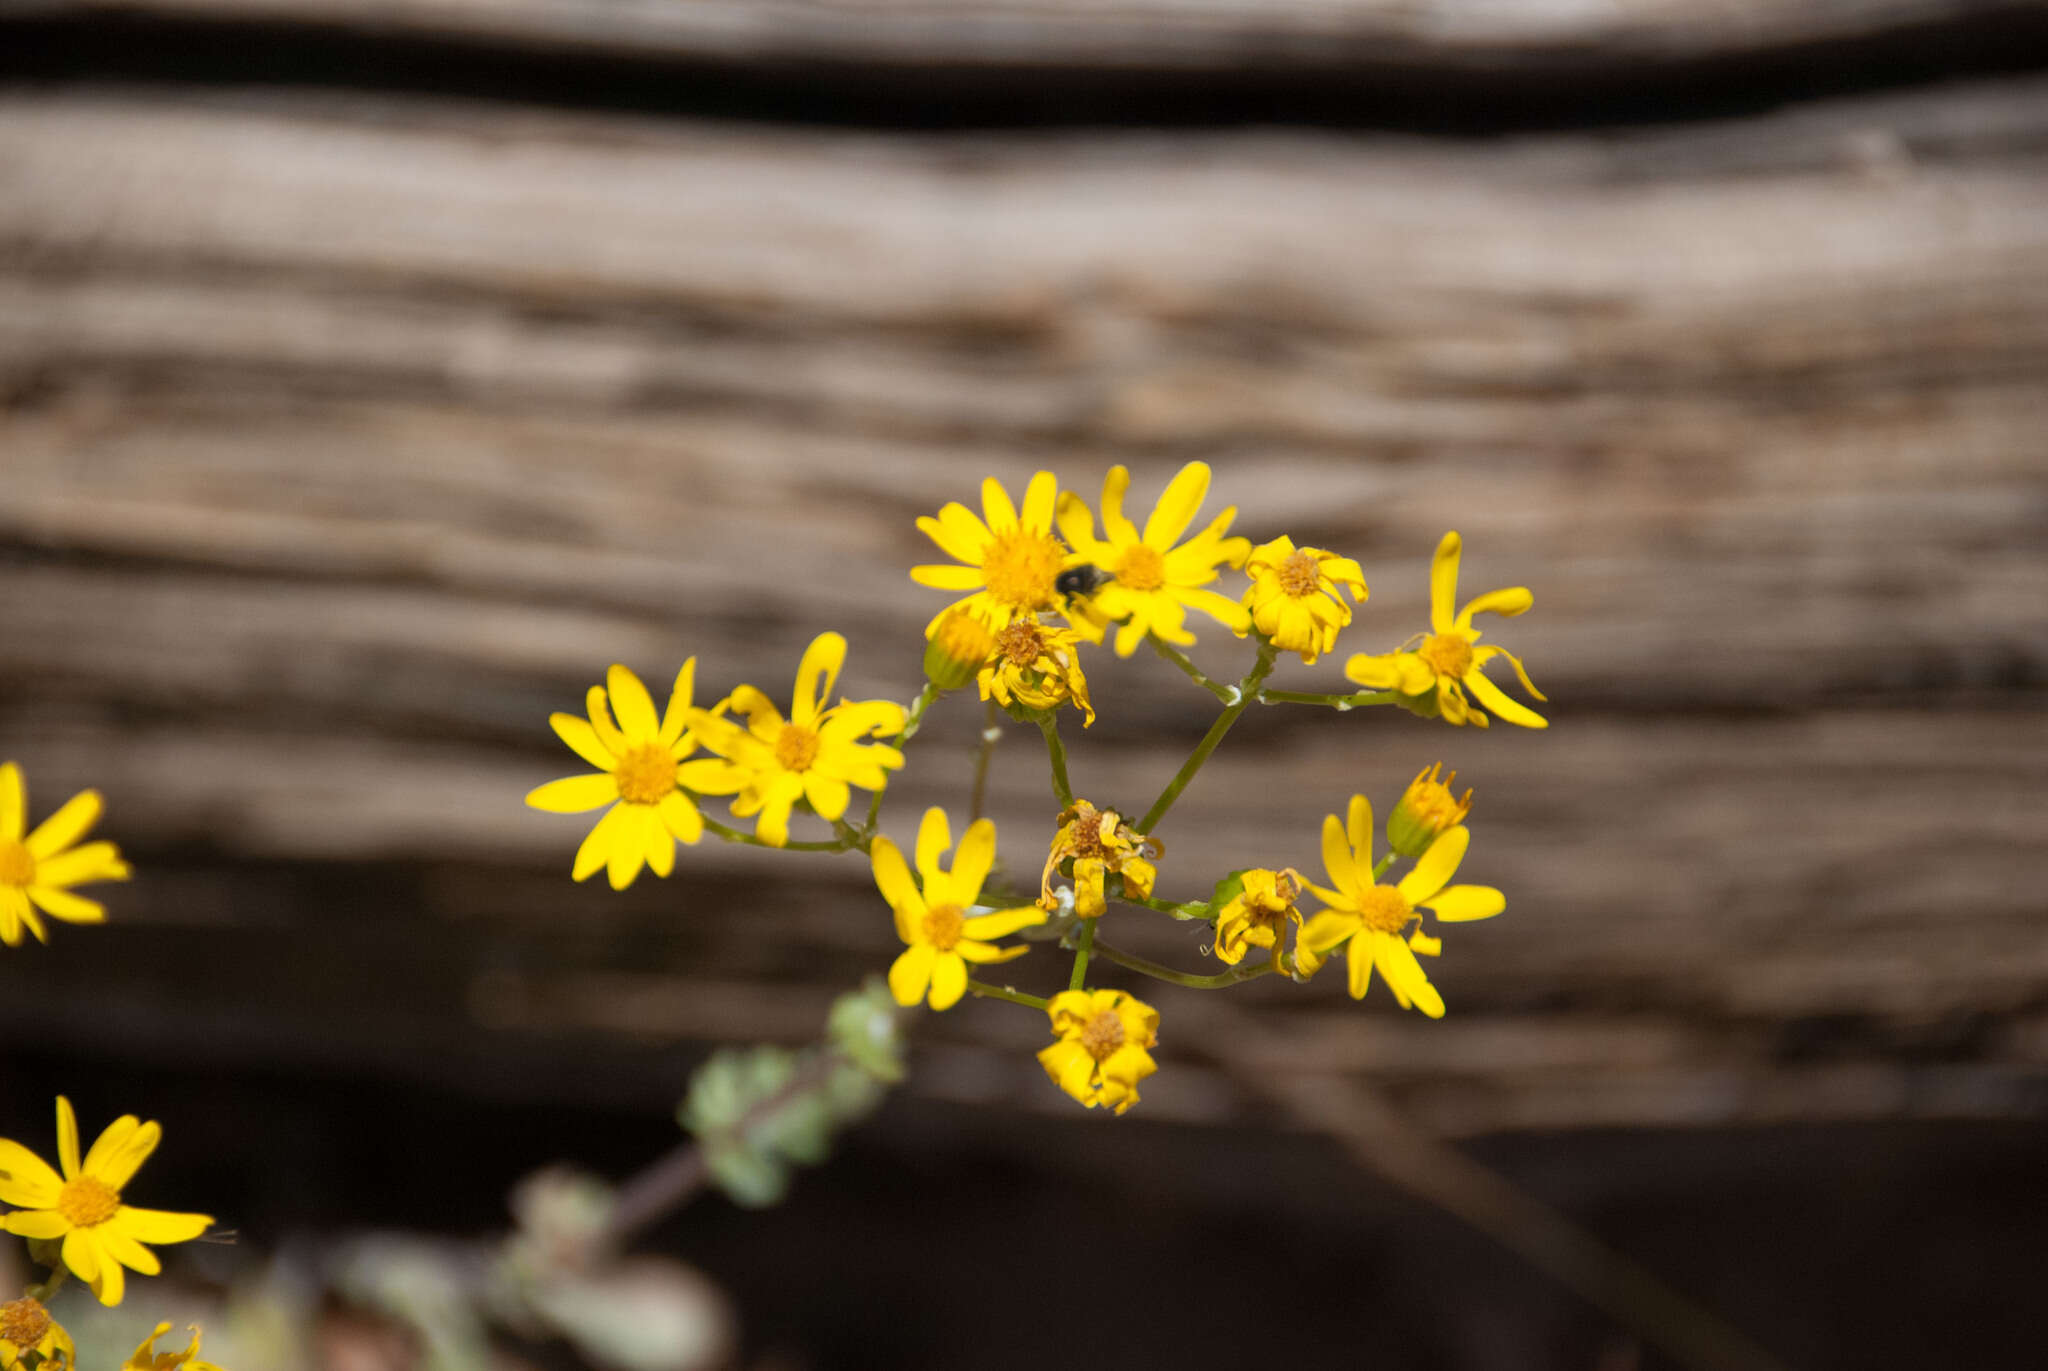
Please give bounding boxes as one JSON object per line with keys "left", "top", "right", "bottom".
{"left": 1344, "top": 531, "right": 1546, "bottom": 729}
{"left": 687, "top": 633, "right": 907, "bottom": 848}
{"left": 1211, "top": 868, "right": 1305, "bottom": 968}
{"left": 0, "top": 1098, "right": 212, "bottom": 1307}
{"left": 121, "top": 1322, "right": 225, "bottom": 1371}
{"left": 526, "top": 662, "right": 709, "bottom": 890}
{"left": 0, "top": 1296, "right": 74, "bottom": 1369}
{"left": 913, "top": 473, "right": 1088, "bottom": 637}
{"left": 1386, "top": 763, "right": 1473, "bottom": 859}
{"left": 1038, "top": 800, "right": 1159, "bottom": 918}
{"left": 1297, "top": 796, "right": 1503, "bottom": 1017}
{"left": 1240, "top": 536, "right": 1368, "bottom": 664}
{"left": 923, "top": 608, "right": 998, "bottom": 692}
{"left": 981, "top": 619, "right": 1095, "bottom": 727}
{"left": 1037, "top": 989, "right": 1159, "bottom": 1115}
{"left": 0, "top": 763, "right": 130, "bottom": 948}
{"left": 1054, "top": 462, "right": 1251, "bottom": 656}
{"left": 874, "top": 808, "right": 1044, "bottom": 1011}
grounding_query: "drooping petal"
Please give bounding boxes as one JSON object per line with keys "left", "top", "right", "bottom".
{"left": 949, "top": 818, "right": 997, "bottom": 905}
{"left": 1424, "top": 884, "right": 1505, "bottom": 922}
{"left": 525, "top": 773, "right": 620, "bottom": 814}
{"left": 571, "top": 802, "right": 629, "bottom": 882}
{"left": 1345, "top": 936, "right": 1375, "bottom": 1000}
{"left": 96, "top": 1223, "right": 162, "bottom": 1277}
{"left": 1142, "top": 461, "right": 1209, "bottom": 550}
{"left": 657, "top": 791, "right": 703, "bottom": 844}
{"left": 25, "top": 791, "right": 100, "bottom": 860}
{"left": 962, "top": 905, "right": 1045, "bottom": 940}
{"left": 957, "top": 939, "right": 1029, "bottom": 964}
{"left": 0, "top": 762, "right": 24, "bottom": 841}
{"left": 61, "top": 1227, "right": 100, "bottom": 1286}
{"left": 643, "top": 816, "right": 676, "bottom": 878}
{"left": 606, "top": 807, "right": 653, "bottom": 889}
{"left": 1465, "top": 667, "right": 1549, "bottom": 729}
{"left": 751, "top": 775, "right": 805, "bottom": 848}
{"left": 659, "top": 658, "right": 698, "bottom": 748}
{"left": 791, "top": 633, "right": 846, "bottom": 729}
{"left": 1398, "top": 825, "right": 1470, "bottom": 905}
{"left": 56, "top": 1097, "right": 80, "bottom": 1179}
{"left": 111, "top": 1207, "right": 210, "bottom": 1244}
{"left": 927, "top": 953, "right": 969, "bottom": 1011}
{"left": 0, "top": 1141, "right": 63, "bottom": 1207}
{"left": 84, "top": 1115, "right": 159, "bottom": 1189}
{"left": 914, "top": 807, "right": 951, "bottom": 887}
{"left": 1457, "top": 586, "right": 1533, "bottom": 627}
{"left": 1475, "top": 645, "right": 1547, "bottom": 702}
{"left": 605, "top": 665, "right": 661, "bottom": 742}
{"left": 1320, "top": 813, "right": 1360, "bottom": 897}
{"left": 26, "top": 886, "right": 106, "bottom": 926}
{"left": 888, "top": 944, "right": 935, "bottom": 1007}
{"left": 1376, "top": 936, "right": 1446, "bottom": 1018}
{"left": 84, "top": 1235, "right": 124, "bottom": 1306}
{"left": 1018, "top": 470, "right": 1058, "bottom": 535}
{"left": 1429, "top": 532, "right": 1462, "bottom": 635}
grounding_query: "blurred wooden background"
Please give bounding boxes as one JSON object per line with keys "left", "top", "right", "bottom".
{"left": 2, "top": 5, "right": 2047, "bottom": 1366}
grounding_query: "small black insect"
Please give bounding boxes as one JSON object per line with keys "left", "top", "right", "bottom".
{"left": 1055, "top": 565, "right": 1115, "bottom": 600}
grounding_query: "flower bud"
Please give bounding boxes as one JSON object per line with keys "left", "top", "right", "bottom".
{"left": 1387, "top": 763, "right": 1473, "bottom": 858}
{"left": 923, "top": 609, "right": 996, "bottom": 692}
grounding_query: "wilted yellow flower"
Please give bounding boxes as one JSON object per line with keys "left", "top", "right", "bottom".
{"left": 1344, "top": 531, "right": 1546, "bottom": 728}
{"left": 1298, "top": 796, "right": 1503, "bottom": 1017}
{"left": 1037, "top": 989, "right": 1159, "bottom": 1115}
{"left": 1211, "top": 867, "right": 1305, "bottom": 968}
{"left": 874, "top": 809, "right": 1044, "bottom": 1011}
{"left": 687, "top": 633, "right": 907, "bottom": 848}
{"left": 980, "top": 619, "right": 1095, "bottom": 727}
{"left": 912, "top": 473, "right": 1087, "bottom": 636}
{"left": 0, "top": 1296, "right": 74, "bottom": 1370}
{"left": 0, "top": 762, "right": 130, "bottom": 948}
{"left": 526, "top": 662, "right": 710, "bottom": 890}
{"left": 0, "top": 1098, "right": 212, "bottom": 1306}
{"left": 1054, "top": 462, "right": 1251, "bottom": 656}
{"left": 1240, "top": 536, "right": 1368, "bottom": 664}
{"left": 1038, "top": 800, "right": 1159, "bottom": 918}
{"left": 121, "top": 1322, "right": 225, "bottom": 1371}
{"left": 1386, "top": 763, "right": 1473, "bottom": 858}
{"left": 922, "top": 608, "right": 998, "bottom": 692}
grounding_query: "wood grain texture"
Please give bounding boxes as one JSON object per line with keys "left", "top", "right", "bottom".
{"left": 1, "top": 83, "right": 2044, "bottom": 1137}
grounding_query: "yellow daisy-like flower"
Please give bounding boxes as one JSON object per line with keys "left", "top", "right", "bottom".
{"left": 1343, "top": 531, "right": 1546, "bottom": 728}
{"left": 980, "top": 619, "right": 1096, "bottom": 727}
{"left": 0, "top": 763, "right": 130, "bottom": 948}
{"left": 874, "top": 808, "right": 1045, "bottom": 1011}
{"left": 913, "top": 472, "right": 1088, "bottom": 637}
{"left": 122, "top": 1322, "right": 225, "bottom": 1371}
{"left": 1037, "top": 989, "right": 1160, "bottom": 1115}
{"left": 1298, "top": 796, "right": 1504, "bottom": 1018}
{"left": 686, "top": 633, "right": 907, "bottom": 849}
{"left": 0, "top": 1296, "right": 75, "bottom": 1370}
{"left": 0, "top": 1098, "right": 212, "bottom": 1307}
{"left": 1211, "top": 867, "right": 1304, "bottom": 968}
{"left": 525, "top": 661, "right": 710, "bottom": 890}
{"left": 1054, "top": 462, "right": 1251, "bottom": 656}
{"left": 922, "top": 608, "right": 999, "bottom": 693}
{"left": 1386, "top": 762, "right": 1473, "bottom": 858}
{"left": 1038, "top": 800, "right": 1159, "bottom": 919}
{"left": 1240, "top": 535, "right": 1368, "bottom": 664}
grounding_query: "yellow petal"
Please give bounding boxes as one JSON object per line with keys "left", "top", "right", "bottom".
{"left": 1053, "top": 491, "right": 1103, "bottom": 559}
{"left": 571, "top": 802, "right": 628, "bottom": 882}
{"left": 61, "top": 1226, "right": 100, "bottom": 1286}
{"left": 107, "top": 1206, "right": 209, "bottom": 1245}
{"left": 27, "top": 886, "right": 106, "bottom": 926}
{"left": 801, "top": 771, "right": 850, "bottom": 822}
{"left": 643, "top": 814, "right": 675, "bottom": 879}
{"left": 817, "top": 699, "right": 907, "bottom": 743}
{"left": 1019, "top": 470, "right": 1058, "bottom": 535}
{"left": 550, "top": 712, "right": 615, "bottom": 772}
{"left": 910, "top": 564, "right": 987, "bottom": 590}
{"left": 1465, "top": 667, "right": 1548, "bottom": 730}
{"left": 56, "top": 1097, "right": 80, "bottom": 1180}
{"left": 1142, "top": 461, "right": 1209, "bottom": 550}
{"left": 0, "top": 1141, "right": 62, "bottom": 1206}
{"left": 870, "top": 836, "right": 925, "bottom": 935}
{"left": 917, "top": 502, "right": 993, "bottom": 564}
{"left": 752, "top": 776, "right": 804, "bottom": 848}
{"left": 1299, "top": 910, "right": 1359, "bottom": 955}
{"left": 1458, "top": 586, "right": 1533, "bottom": 627}
{"left": 606, "top": 807, "right": 652, "bottom": 890}
{"left": 927, "top": 953, "right": 968, "bottom": 1010}
{"left": 84, "top": 1115, "right": 159, "bottom": 1189}
{"left": 1398, "top": 825, "right": 1469, "bottom": 905}
{"left": 25, "top": 791, "right": 101, "bottom": 860}
{"left": 96, "top": 1223, "right": 161, "bottom": 1277}
{"left": 1429, "top": 531, "right": 1461, "bottom": 636}
{"left": 0, "top": 762, "right": 23, "bottom": 843}
{"left": 957, "top": 940, "right": 1030, "bottom": 964}
{"left": 605, "top": 665, "right": 660, "bottom": 742}
{"left": 659, "top": 657, "right": 698, "bottom": 748}
{"left": 1345, "top": 936, "right": 1375, "bottom": 1000}
{"left": 1424, "top": 884, "right": 1504, "bottom": 922}
{"left": 525, "top": 774, "right": 619, "bottom": 814}
{"left": 584, "top": 686, "right": 628, "bottom": 757}
{"left": 791, "top": 632, "right": 846, "bottom": 730}
{"left": 888, "top": 944, "right": 934, "bottom": 1007}
{"left": 1320, "top": 813, "right": 1360, "bottom": 897}
{"left": 1097, "top": 465, "right": 1138, "bottom": 546}
{"left": 949, "top": 818, "right": 996, "bottom": 906}
{"left": 1, "top": 1208, "right": 68, "bottom": 1239}
{"left": 1376, "top": 936, "right": 1445, "bottom": 1018}
{"left": 1346, "top": 794, "right": 1374, "bottom": 872}
{"left": 914, "top": 807, "right": 951, "bottom": 887}
{"left": 30, "top": 842, "right": 129, "bottom": 888}
{"left": 961, "top": 904, "right": 1044, "bottom": 939}
{"left": 657, "top": 791, "right": 703, "bottom": 844}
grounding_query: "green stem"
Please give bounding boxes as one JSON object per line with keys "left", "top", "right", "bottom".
{"left": 1256, "top": 688, "right": 1400, "bottom": 710}
{"left": 862, "top": 683, "right": 941, "bottom": 833}
{"left": 1038, "top": 715, "right": 1075, "bottom": 808}
{"left": 24, "top": 1264, "right": 70, "bottom": 1304}
{"left": 1068, "top": 918, "right": 1096, "bottom": 991}
{"left": 1371, "top": 854, "right": 1396, "bottom": 881}
{"left": 966, "top": 979, "right": 1050, "bottom": 1011}
{"left": 1146, "top": 634, "right": 1235, "bottom": 702}
{"left": 1122, "top": 893, "right": 1216, "bottom": 922}
{"left": 969, "top": 697, "right": 999, "bottom": 822}
{"left": 1091, "top": 937, "right": 1280, "bottom": 990}
{"left": 701, "top": 816, "right": 849, "bottom": 852}
{"left": 1137, "top": 642, "right": 1279, "bottom": 834}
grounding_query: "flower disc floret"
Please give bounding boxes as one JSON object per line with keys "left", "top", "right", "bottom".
{"left": 1240, "top": 535, "right": 1368, "bottom": 664}
{"left": 0, "top": 763, "right": 131, "bottom": 948}
{"left": 1038, "top": 989, "right": 1160, "bottom": 1115}
{"left": 1055, "top": 462, "right": 1251, "bottom": 656}
{"left": 979, "top": 619, "right": 1096, "bottom": 727}
{"left": 0, "top": 1295, "right": 73, "bottom": 1370}
{"left": 1212, "top": 867, "right": 1305, "bottom": 968}
{"left": 1039, "top": 800, "right": 1159, "bottom": 918}
{"left": 0, "top": 1097, "right": 213, "bottom": 1306}
{"left": 874, "top": 809, "right": 1044, "bottom": 1011}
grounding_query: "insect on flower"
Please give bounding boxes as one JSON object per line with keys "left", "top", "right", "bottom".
{"left": 1054, "top": 564, "right": 1114, "bottom": 603}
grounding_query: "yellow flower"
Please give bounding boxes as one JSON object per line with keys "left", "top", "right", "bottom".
{"left": 1298, "top": 796, "right": 1504, "bottom": 1018}
{"left": 0, "top": 1296, "right": 74, "bottom": 1370}
{"left": 874, "top": 809, "right": 1045, "bottom": 1011}
{"left": 912, "top": 472, "right": 1086, "bottom": 636}
{"left": 0, "top": 763, "right": 130, "bottom": 948}
{"left": 980, "top": 619, "right": 1096, "bottom": 727}
{"left": 1386, "top": 763, "right": 1473, "bottom": 859}
{"left": 121, "top": 1322, "right": 225, "bottom": 1371}
{"left": 922, "top": 608, "right": 998, "bottom": 692}
{"left": 686, "top": 633, "right": 906, "bottom": 848}
{"left": 1054, "top": 463, "right": 1251, "bottom": 656}
{"left": 1240, "top": 536, "right": 1368, "bottom": 664}
{"left": 1211, "top": 867, "right": 1304, "bottom": 968}
{"left": 1343, "top": 531, "right": 1546, "bottom": 728}
{"left": 526, "top": 662, "right": 710, "bottom": 890}
{"left": 1037, "top": 989, "right": 1159, "bottom": 1115}
{"left": 0, "top": 1098, "right": 212, "bottom": 1307}
{"left": 1038, "top": 800, "right": 1159, "bottom": 919}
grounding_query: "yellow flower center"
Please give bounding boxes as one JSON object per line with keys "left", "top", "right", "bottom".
{"left": 1277, "top": 549, "right": 1322, "bottom": 599}
{"left": 612, "top": 744, "right": 678, "bottom": 806}
{"left": 980, "top": 528, "right": 1065, "bottom": 612}
{"left": 1113, "top": 543, "right": 1166, "bottom": 592}
{"left": 1079, "top": 1009, "right": 1126, "bottom": 1061}
{"left": 994, "top": 621, "right": 1048, "bottom": 668}
{"left": 1357, "top": 885, "right": 1412, "bottom": 934}
{"left": 0, "top": 1297, "right": 51, "bottom": 1346}
{"left": 922, "top": 904, "right": 965, "bottom": 951}
{"left": 1059, "top": 805, "right": 1109, "bottom": 860}
{"left": 0, "top": 840, "right": 34, "bottom": 887}
{"left": 57, "top": 1175, "right": 120, "bottom": 1228}
{"left": 773, "top": 724, "right": 821, "bottom": 773}
{"left": 1420, "top": 633, "right": 1474, "bottom": 679}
